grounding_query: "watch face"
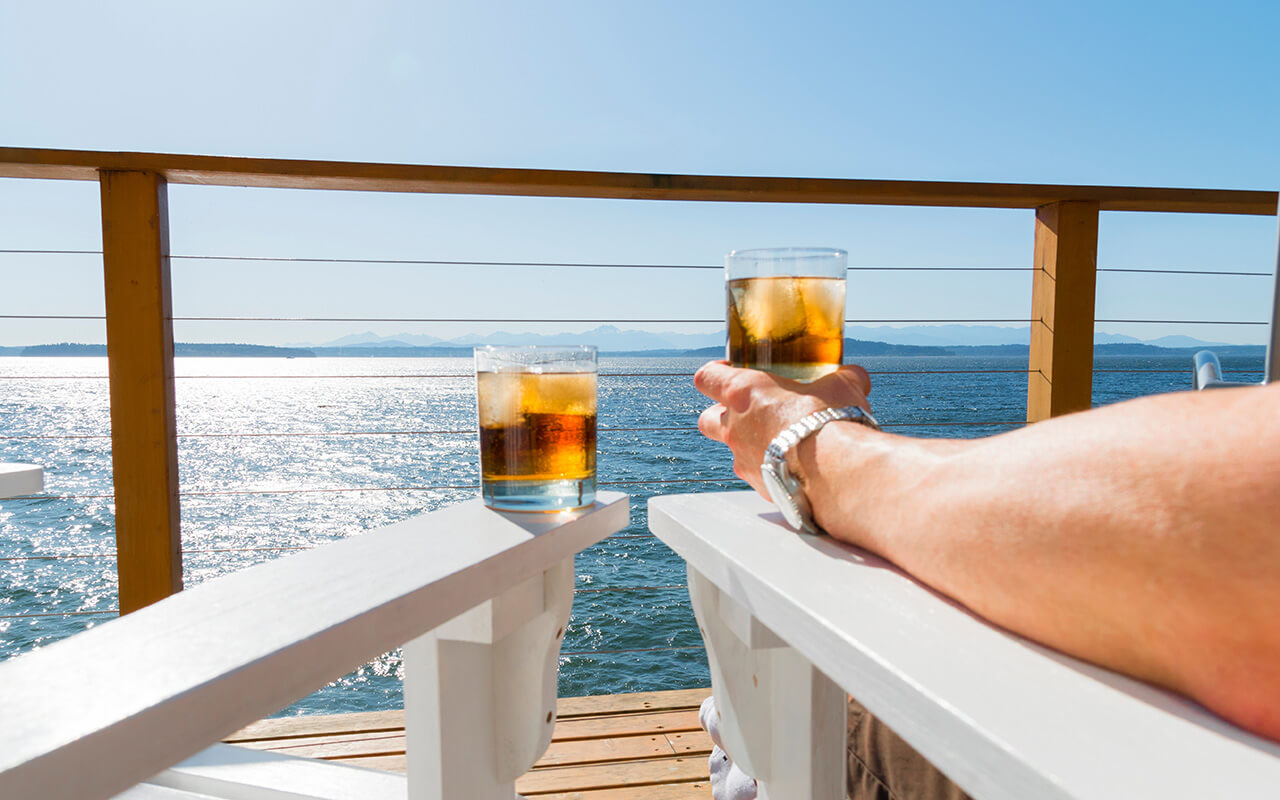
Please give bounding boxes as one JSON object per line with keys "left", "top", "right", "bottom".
{"left": 761, "top": 462, "right": 805, "bottom": 531}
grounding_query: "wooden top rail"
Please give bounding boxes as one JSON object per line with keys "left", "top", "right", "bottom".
{"left": 649, "top": 492, "right": 1280, "bottom": 799}
{"left": 1, "top": 147, "right": 1275, "bottom": 214}
{"left": 0, "top": 492, "right": 628, "bottom": 799}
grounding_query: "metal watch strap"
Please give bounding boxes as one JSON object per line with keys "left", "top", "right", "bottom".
{"left": 765, "top": 405, "right": 881, "bottom": 464}
{"left": 762, "top": 405, "right": 880, "bottom": 535}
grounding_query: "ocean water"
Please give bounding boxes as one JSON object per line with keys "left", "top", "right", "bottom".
{"left": 0, "top": 353, "right": 1265, "bottom": 715}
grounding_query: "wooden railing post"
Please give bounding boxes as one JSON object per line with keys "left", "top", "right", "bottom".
{"left": 1027, "top": 200, "right": 1100, "bottom": 422}
{"left": 100, "top": 170, "right": 182, "bottom": 612}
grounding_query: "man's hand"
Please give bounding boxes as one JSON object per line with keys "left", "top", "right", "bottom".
{"left": 693, "top": 361, "right": 873, "bottom": 495}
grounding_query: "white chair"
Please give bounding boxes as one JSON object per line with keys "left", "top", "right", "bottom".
{"left": 0, "top": 492, "right": 629, "bottom": 800}
{"left": 650, "top": 491, "right": 1280, "bottom": 799}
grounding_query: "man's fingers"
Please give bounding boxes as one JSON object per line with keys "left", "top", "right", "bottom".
{"left": 698, "top": 403, "right": 729, "bottom": 442}
{"left": 693, "top": 360, "right": 735, "bottom": 401}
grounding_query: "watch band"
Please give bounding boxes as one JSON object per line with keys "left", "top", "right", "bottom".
{"left": 765, "top": 405, "right": 880, "bottom": 464}
{"left": 761, "top": 405, "right": 880, "bottom": 535}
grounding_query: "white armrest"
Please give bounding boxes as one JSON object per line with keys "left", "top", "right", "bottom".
{"left": 650, "top": 491, "right": 1280, "bottom": 799}
{"left": 0, "top": 492, "right": 628, "bottom": 800}
{"left": 0, "top": 461, "right": 43, "bottom": 498}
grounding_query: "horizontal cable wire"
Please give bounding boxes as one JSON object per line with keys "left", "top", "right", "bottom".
{"left": 0, "top": 420, "right": 1027, "bottom": 441}
{"left": 0, "top": 249, "right": 102, "bottom": 256}
{"left": 0, "top": 314, "right": 104, "bottom": 320}
{"left": 4, "top": 250, "right": 1271, "bottom": 277}
{"left": 1, "top": 477, "right": 743, "bottom": 501}
{"left": 0, "top": 369, "right": 1040, "bottom": 381}
{"left": 1096, "top": 267, "right": 1270, "bottom": 277}
{"left": 560, "top": 645, "right": 704, "bottom": 657}
{"left": 0, "top": 585, "right": 693, "bottom": 621}
{"left": 5, "top": 314, "right": 1268, "bottom": 324}
{"left": 574, "top": 584, "right": 687, "bottom": 594}
{"left": 0, "top": 368, "right": 1262, "bottom": 383}
{"left": 0, "top": 546, "right": 311, "bottom": 561}
{"left": 0, "top": 609, "right": 116, "bottom": 619}
{"left": 174, "top": 317, "right": 1038, "bottom": 323}
{"left": 0, "top": 540, "right": 658, "bottom": 562}
{"left": 1094, "top": 318, "right": 1268, "bottom": 325}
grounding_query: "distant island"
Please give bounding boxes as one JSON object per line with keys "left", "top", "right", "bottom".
{"left": 3, "top": 343, "right": 316, "bottom": 358}
{"left": 1, "top": 340, "right": 1266, "bottom": 358}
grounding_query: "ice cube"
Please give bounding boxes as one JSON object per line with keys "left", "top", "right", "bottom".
{"left": 799, "top": 279, "right": 846, "bottom": 339}
{"left": 732, "top": 277, "right": 807, "bottom": 340}
{"left": 519, "top": 373, "right": 597, "bottom": 416}
{"left": 476, "top": 371, "right": 525, "bottom": 427}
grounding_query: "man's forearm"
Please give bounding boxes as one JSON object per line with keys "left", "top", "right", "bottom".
{"left": 796, "top": 384, "right": 1280, "bottom": 739}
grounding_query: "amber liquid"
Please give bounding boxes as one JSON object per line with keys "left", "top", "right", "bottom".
{"left": 476, "top": 370, "right": 597, "bottom": 511}
{"left": 727, "top": 276, "right": 845, "bottom": 381}
{"left": 480, "top": 412, "right": 597, "bottom": 482}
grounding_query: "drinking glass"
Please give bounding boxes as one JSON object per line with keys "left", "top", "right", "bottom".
{"left": 475, "top": 345, "right": 597, "bottom": 512}
{"left": 725, "top": 247, "right": 847, "bottom": 381}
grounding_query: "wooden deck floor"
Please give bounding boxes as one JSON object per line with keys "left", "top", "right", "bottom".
{"left": 225, "top": 687, "right": 715, "bottom": 799}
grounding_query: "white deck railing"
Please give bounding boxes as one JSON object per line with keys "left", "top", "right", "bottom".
{"left": 0, "top": 492, "right": 629, "bottom": 800}
{"left": 649, "top": 491, "right": 1280, "bottom": 800}
{"left": 7, "top": 484, "right": 1280, "bottom": 799}
{"left": 0, "top": 462, "right": 42, "bottom": 499}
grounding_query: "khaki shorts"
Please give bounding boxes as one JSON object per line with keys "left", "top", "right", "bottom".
{"left": 847, "top": 697, "right": 971, "bottom": 800}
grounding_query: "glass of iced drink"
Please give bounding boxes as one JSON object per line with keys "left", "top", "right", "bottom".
{"left": 475, "top": 345, "right": 597, "bottom": 512}
{"left": 726, "top": 247, "right": 847, "bottom": 381}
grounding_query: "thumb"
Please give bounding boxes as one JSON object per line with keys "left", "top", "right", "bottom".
{"left": 815, "top": 364, "right": 872, "bottom": 398}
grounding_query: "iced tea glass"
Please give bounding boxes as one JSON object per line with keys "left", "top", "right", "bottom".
{"left": 475, "top": 345, "right": 597, "bottom": 512}
{"left": 726, "top": 247, "right": 847, "bottom": 381}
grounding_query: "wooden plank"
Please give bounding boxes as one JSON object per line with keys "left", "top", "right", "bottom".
{"left": 1027, "top": 200, "right": 1100, "bottom": 422}
{"left": 225, "top": 710, "right": 404, "bottom": 743}
{"left": 0, "top": 147, "right": 1273, "bottom": 214}
{"left": 238, "top": 731, "right": 407, "bottom": 759}
{"left": 232, "top": 706, "right": 701, "bottom": 752}
{"left": 100, "top": 170, "right": 182, "bottom": 613}
{"left": 335, "top": 754, "right": 406, "bottom": 772}
{"left": 515, "top": 757, "right": 709, "bottom": 795}
{"left": 553, "top": 710, "right": 702, "bottom": 742}
{"left": 536, "top": 735, "right": 675, "bottom": 768}
{"left": 650, "top": 492, "right": 1280, "bottom": 800}
{"left": 248, "top": 730, "right": 680, "bottom": 768}
{"left": 556, "top": 688, "right": 709, "bottom": 718}
{"left": 533, "top": 782, "right": 712, "bottom": 799}
{"left": 0, "top": 492, "right": 628, "bottom": 800}
{"left": 664, "top": 731, "right": 714, "bottom": 755}
{"left": 222, "top": 686, "right": 701, "bottom": 742}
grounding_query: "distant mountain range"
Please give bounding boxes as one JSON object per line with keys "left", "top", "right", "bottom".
{"left": 2, "top": 336, "right": 1265, "bottom": 359}
{"left": 302, "top": 326, "right": 726, "bottom": 351}
{"left": 296, "top": 324, "right": 1243, "bottom": 351}
{"left": 0, "top": 343, "right": 317, "bottom": 358}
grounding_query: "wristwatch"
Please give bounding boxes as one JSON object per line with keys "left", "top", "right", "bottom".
{"left": 760, "top": 406, "right": 881, "bottom": 535}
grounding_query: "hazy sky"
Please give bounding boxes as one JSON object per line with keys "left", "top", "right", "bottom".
{"left": 1, "top": 0, "right": 1277, "bottom": 346}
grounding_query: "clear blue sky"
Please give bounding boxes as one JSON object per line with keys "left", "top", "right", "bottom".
{"left": 1, "top": 0, "right": 1277, "bottom": 346}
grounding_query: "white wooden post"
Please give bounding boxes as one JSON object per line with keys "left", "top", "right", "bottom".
{"left": 404, "top": 556, "right": 574, "bottom": 800}
{"left": 689, "top": 566, "right": 846, "bottom": 800}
